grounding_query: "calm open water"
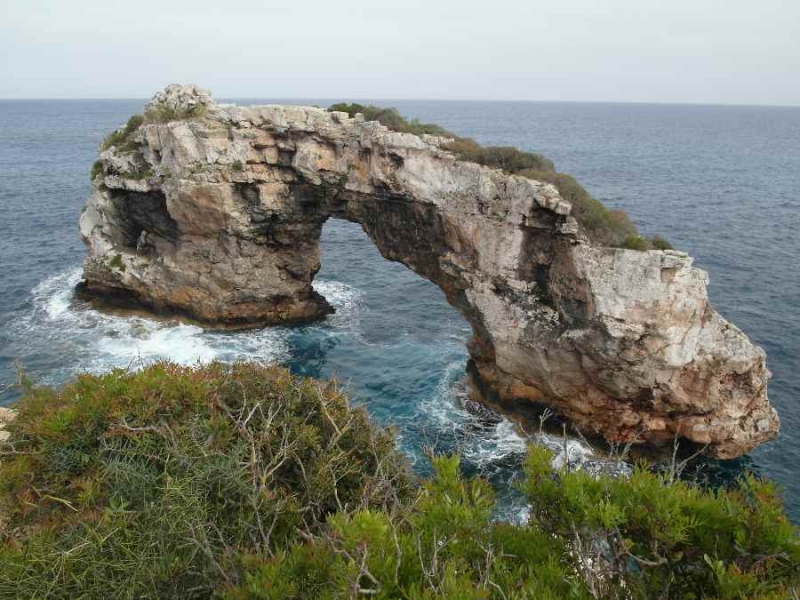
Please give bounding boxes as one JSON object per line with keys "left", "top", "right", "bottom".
{"left": 1, "top": 99, "right": 798, "bottom": 521}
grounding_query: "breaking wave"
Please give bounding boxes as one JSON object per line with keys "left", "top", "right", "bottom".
{"left": 6, "top": 267, "right": 290, "bottom": 382}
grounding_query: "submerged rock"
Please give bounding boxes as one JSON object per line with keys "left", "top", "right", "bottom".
{"left": 79, "top": 85, "right": 779, "bottom": 458}
{"left": 462, "top": 399, "right": 504, "bottom": 427}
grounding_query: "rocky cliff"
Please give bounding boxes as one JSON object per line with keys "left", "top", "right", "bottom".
{"left": 79, "top": 84, "right": 779, "bottom": 458}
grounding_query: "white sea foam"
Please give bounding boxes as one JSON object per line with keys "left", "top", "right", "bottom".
{"left": 415, "top": 360, "right": 528, "bottom": 470}
{"left": 415, "top": 357, "right": 630, "bottom": 482}
{"left": 12, "top": 267, "right": 290, "bottom": 381}
{"left": 313, "top": 279, "right": 363, "bottom": 330}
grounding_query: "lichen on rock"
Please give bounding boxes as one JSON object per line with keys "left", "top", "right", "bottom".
{"left": 79, "top": 84, "right": 779, "bottom": 458}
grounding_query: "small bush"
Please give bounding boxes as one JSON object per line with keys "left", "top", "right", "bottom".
{"left": 90, "top": 159, "right": 103, "bottom": 181}
{"left": 108, "top": 253, "right": 125, "bottom": 271}
{"left": 652, "top": 234, "right": 673, "bottom": 250}
{"left": 144, "top": 103, "right": 208, "bottom": 124}
{"left": 232, "top": 159, "right": 244, "bottom": 172}
{"left": 119, "top": 167, "right": 154, "bottom": 181}
{"left": 445, "top": 137, "right": 555, "bottom": 173}
{"left": 101, "top": 114, "right": 144, "bottom": 151}
{"left": 518, "top": 169, "right": 638, "bottom": 246}
{"left": 624, "top": 233, "right": 675, "bottom": 252}
{"left": 623, "top": 234, "right": 652, "bottom": 251}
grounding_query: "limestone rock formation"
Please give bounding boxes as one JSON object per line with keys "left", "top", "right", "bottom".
{"left": 79, "top": 84, "right": 779, "bottom": 458}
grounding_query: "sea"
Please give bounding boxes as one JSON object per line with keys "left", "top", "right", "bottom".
{"left": 1, "top": 98, "right": 798, "bottom": 522}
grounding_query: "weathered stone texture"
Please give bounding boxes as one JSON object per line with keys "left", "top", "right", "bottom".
{"left": 80, "top": 85, "right": 779, "bottom": 458}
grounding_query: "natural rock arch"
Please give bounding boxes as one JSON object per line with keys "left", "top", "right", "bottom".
{"left": 79, "top": 85, "right": 778, "bottom": 458}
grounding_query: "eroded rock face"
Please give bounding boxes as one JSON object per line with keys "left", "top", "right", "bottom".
{"left": 79, "top": 85, "right": 779, "bottom": 458}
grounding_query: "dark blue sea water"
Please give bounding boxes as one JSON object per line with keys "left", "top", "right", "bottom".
{"left": 1, "top": 99, "right": 798, "bottom": 521}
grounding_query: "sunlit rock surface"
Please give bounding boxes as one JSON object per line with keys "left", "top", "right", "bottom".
{"left": 79, "top": 85, "right": 779, "bottom": 458}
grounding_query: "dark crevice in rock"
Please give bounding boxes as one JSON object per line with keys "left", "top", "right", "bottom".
{"left": 108, "top": 189, "right": 178, "bottom": 251}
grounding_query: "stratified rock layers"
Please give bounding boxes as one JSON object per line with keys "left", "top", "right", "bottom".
{"left": 80, "top": 85, "right": 779, "bottom": 458}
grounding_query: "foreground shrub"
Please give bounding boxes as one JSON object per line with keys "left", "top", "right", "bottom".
{"left": 329, "top": 103, "right": 672, "bottom": 250}
{"left": 226, "top": 447, "right": 799, "bottom": 600}
{"left": 227, "top": 454, "right": 584, "bottom": 600}
{"left": 0, "top": 362, "right": 410, "bottom": 598}
{"left": 1, "top": 364, "right": 797, "bottom": 599}
{"left": 524, "top": 446, "right": 800, "bottom": 599}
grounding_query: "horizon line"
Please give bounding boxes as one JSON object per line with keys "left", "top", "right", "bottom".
{"left": 1, "top": 96, "right": 799, "bottom": 109}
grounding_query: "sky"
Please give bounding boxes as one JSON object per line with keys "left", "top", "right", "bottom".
{"left": 1, "top": 0, "right": 799, "bottom": 105}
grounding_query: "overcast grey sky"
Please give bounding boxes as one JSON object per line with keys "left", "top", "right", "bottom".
{"left": 2, "top": 0, "right": 799, "bottom": 104}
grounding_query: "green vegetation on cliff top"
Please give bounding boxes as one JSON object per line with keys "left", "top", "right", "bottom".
{"left": 100, "top": 114, "right": 144, "bottom": 151}
{"left": 1, "top": 363, "right": 797, "bottom": 599}
{"left": 99, "top": 103, "right": 206, "bottom": 154}
{"left": 329, "top": 102, "right": 671, "bottom": 250}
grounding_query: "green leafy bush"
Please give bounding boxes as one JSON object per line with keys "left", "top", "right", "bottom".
{"left": 622, "top": 233, "right": 674, "bottom": 252}
{"left": 228, "top": 447, "right": 799, "bottom": 599}
{"left": 233, "top": 159, "right": 244, "bottom": 172}
{"left": 0, "top": 363, "right": 410, "bottom": 599}
{"left": 101, "top": 114, "right": 144, "bottom": 151}
{"left": 108, "top": 253, "right": 125, "bottom": 271}
{"left": 90, "top": 159, "right": 103, "bottom": 181}
{"left": 2, "top": 365, "right": 796, "bottom": 599}
{"left": 227, "top": 454, "right": 583, "bottom": 600}
{"left": 524, "top": 446, "right": 800, "bottom": 599}
{"left": 623, "top": 234, "right": 652, "bottom": 251}
{"left": 144, "top": 103, "right": 207, "bottom": 124}
{"left": 652, "top": 234, "right": 674, "bottom": 250}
